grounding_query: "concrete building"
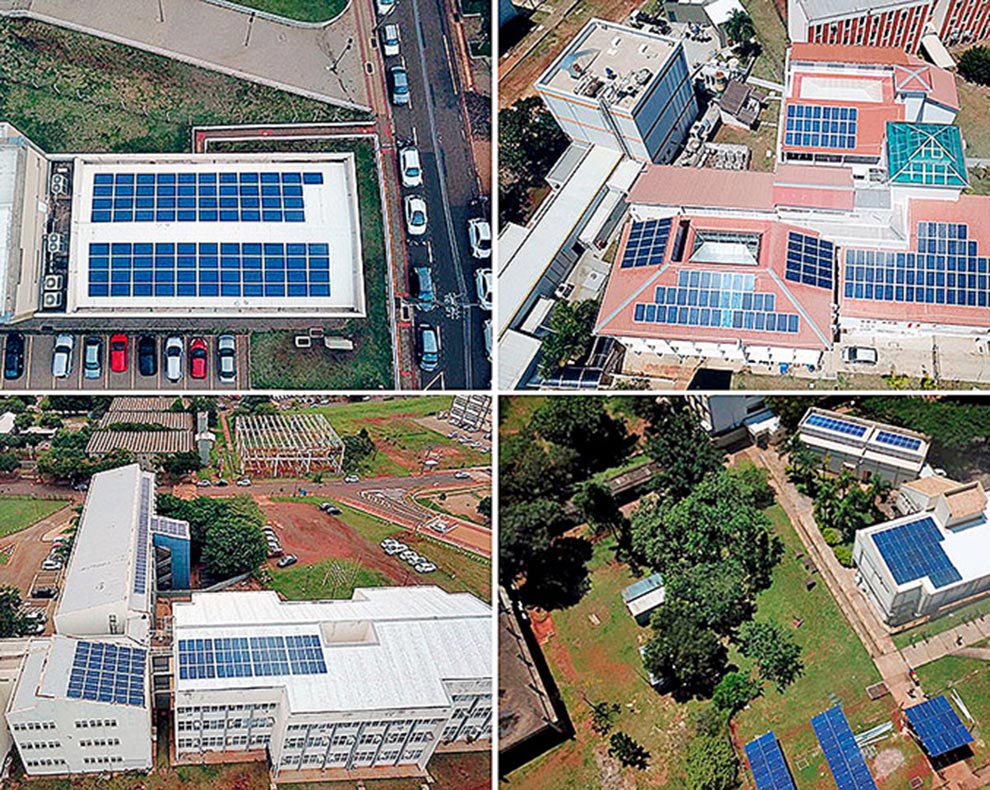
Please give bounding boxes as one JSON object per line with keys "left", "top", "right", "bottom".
{"left": 535, "top": 19, "right": 699, "bottom": 163}
{"left": 718, "top": 80, "right": 764, "bottom": 129}
{"left": 171, "top": 587, "right": 491, "bottom": 780}
{"left": 796, "top": 407, "right": 929, "bottom": 483}
{"left": 621, "top": 573, "right": 666, "bottom": 625}
{"left": 854, "top": 481, "right": 990, "bottom": 625}
{"left": 896, "top": 474, "right": 959, "bottom": 514}
{"left": 687, "top": 395, "right": 779, "bottom": 446}
{"left": 663, "top": 0, "right": 746, "bottom": 46}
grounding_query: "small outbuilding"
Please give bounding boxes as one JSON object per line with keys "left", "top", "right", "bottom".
{"left": 622, "top": 573, "right": 666, "bottom": 625}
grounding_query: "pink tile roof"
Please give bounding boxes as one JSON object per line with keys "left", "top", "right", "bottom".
{"left": 925, "top": 62, "right": 960, "bottom": 110}
{"left": 790, "top": 43, "right": 914, "bottom": 66}
{"left": 627, "top": 167, "right": 775, "bottom": 211}
{"left": 773, "top": 164, "right": 855, "bottom": 211}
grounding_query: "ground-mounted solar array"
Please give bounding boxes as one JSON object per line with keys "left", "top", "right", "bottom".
{"left": 133, "top": 476, "right": 151, "bottom": 596}
{"left": 786, "top": 232, "right": 834, "bottom": 290}
{"left": 177, "top": 634, "right": 327, "bottom": 680}
{"left": 745, "top": 732, "right": 796, "bottom": 790}
{"left": 90, "top": 171, "right": 324, "bottom": 223}
{"left": 873, "top": 430, "right": 923, "bottom": 452}
{"left": 804, "top": 412, "right": 868, "bottom": 438}
{"left": 67, "top": 641, "right": 147, "bottom": 707}
{"left": 632, "top": 270, "right": 801, "bottom": 333}
{"left": 844, "top": 222, "right": 988, "bottom": 307}
{"left": 620, "top": 218, "right": 673, "bottom": 268}
{"left": 811, "top": 706, "right": 878, "bottom": 790}
{"left": 905, "top": 696, "right": 974, "bottom": 757}
{"left": 87, "top": 242, "right": 331, "bottom": 299}
{"left": 872, "top": 516, "right": 962, "bottom": 588}
{"left": 784, "top": 104, "right": 859, "bottom": 149}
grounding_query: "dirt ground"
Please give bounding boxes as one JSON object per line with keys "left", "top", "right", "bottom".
{"left": 420, "top": 489, "right": 486, "bottom": 523}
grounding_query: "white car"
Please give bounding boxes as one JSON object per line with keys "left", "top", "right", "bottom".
{"left": 377, "top": 0, "right": 395, "bottom": 14}
{"left": 404, "top": 195, "right": 427, "bottom": 236}
{"left": 344, "top": 474, "right": 360, "bottom": 483}
{"left": 468, "top": 218, "right": 491, "bottom": 259}
{"left": 51, "top": 334, "right": 74, "bottom": 379}
{"left": 385, "top": 543, "right": 409, "bottom": 556}
{"left": 381, "top": 23, "right": 400, "bottom": 57}
{"left": 842, "top": 346, "right": 878, "bottom": 365}
{"left": 164, "top": 336, "right": 183, "bottom": 382}
{"left": 399, "top": 146, "right": 423, "bottom": 188}
{"left": 474, "top": 268, "right": 492, "bottom": 311}
{"left": 414, "top": 562, "right": 437, "bottom": 573}
{"left": 217, "top": 334, "right": 236, "bottom": 383}
{"left": 483, "top": 318, "right": 492, "bottom": 361}
{"left": 454, "top": 471, "right": 471, "bottom": 479}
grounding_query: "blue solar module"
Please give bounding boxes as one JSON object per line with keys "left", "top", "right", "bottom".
{"left": 905, "top": 696, "right": 973, "bottom": 757}
{"left": 843, "top": 222, "right": 989, "bottom": 308}
{"left": 745, "top": 732, "right": 796, "bottom": 790}
{"left": 804, "top": 412, "right": 867, "bottom": 438}
{"left": 150, "top": 516, "right": 190, "bottom": 539}
{"left": 87, "top": 241, "right": 331, "bottom": 299}
{"left": 286, "top": 634, "right": 328, "bottom": 674}
{"left": 177, "top": 634, "right": 327, "bottom": 680}
{"left": 784, "top": 104, "right": 858, "bottom": 150}
{"left": 90, "top": 170, "right": 322, "bottom": 223}
{"left": 66, "top": 641, "right": 147, "bottom": 707}
{"left": 811, "top": 706, "right": 877, "bottom": 790}
{"left": 786, "top": 232, "right": 834, "bottom": 290}
{"left": 872, "top": 517, "right": 961, "bottom": 589}
{"left": 178, "top": 638, "right": 216, "bottom": 680}
{"left": 133, "top": 477, "right": 151, "bottom": 595}
{"left": 874, "top": 431, "right": 922, "bottom": 452}
{"left": 620, "top": 219, "right": 673, "bottom": 268}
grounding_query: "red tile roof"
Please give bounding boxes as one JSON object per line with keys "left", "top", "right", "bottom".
{"left": 627, "top": 167, "right": 775, "bottom": 210}
{"left": 773, "top": 164, "right": 855, "bottom": 211}
{"left": 790, "top": 43, "right": 914, "bottom": 66}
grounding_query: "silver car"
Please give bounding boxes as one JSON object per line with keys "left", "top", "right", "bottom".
{"left": 51, "top": 334, "right": 74, "bottom": 378}
{"left": 164, "top": 336, "right": 183, "bottom": 382}
{"left": 217, "top": 334, "right": 236, "bottom": 383}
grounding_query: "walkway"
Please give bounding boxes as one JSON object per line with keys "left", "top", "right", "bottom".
{"left": 900, "top": 614, "right": 990, "bottom": 669}
{"left": 747, "top": 75, "right": 785, "bottom": 93}
{"left": 1, "top": 0, "right": 371, "bottom": 111}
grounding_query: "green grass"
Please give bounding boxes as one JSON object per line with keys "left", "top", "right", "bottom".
{"left": 954, "top": 74, "right": 990, "bottom": 159}
{"left": 499, "top": 395, "right": 545, "bottom": 433}
{"left": 212, "top": 140, "right": 390, "bottom": 389}
{"left": 742, "top": 0, "right": 788, "bottom": 82}
{"left": 0, "top": 497, "right": 70, "bottom": 538}
{"left": 916, "top": 655, "right": 990, "bottom": 765}
{"left": 268, "top": 558, "right": 391, "bottom": 600}
{"left": 893, "top": 595, "right": 990, "bottom": 649}
{"left": 0, "top": 19, "right": 364, "bottom": 155}
{"left": 228, "top": 0, "right": 347, "bottom": 22}
{"left": 306, "top": 396, "right": 454, "bottom": 434}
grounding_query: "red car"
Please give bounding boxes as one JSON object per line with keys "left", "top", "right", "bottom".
{"left": 189, "top": 337, "right": 208, "bottom": 379}
{"left": 109, "top": 334, "right": 128, "bottom": 373}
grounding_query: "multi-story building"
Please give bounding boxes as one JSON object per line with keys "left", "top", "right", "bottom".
{"left": 535, "top": 19, "right": 699, "bottom": 164}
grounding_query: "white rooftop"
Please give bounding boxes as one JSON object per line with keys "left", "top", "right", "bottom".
{"left": 792, "top": 0, "right": 911, "bottom": 21}
{"left": 172, "top": 588, "right": 491, "bottom": 714}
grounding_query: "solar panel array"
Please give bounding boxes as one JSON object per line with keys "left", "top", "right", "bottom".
{"left": 620, "top": 218, "right": 673, "bottom": 268}
{"left": 872, "top": 516, "right": 962, "bottom": 589}
{"left": 150, "top": 516, "right": 191, "bottom": 539}
{"left": 804, "top": 412, "right": 867, "bottom": 438}
{"left": 133, "top": 476, "right": 151, "bottom": 596}
{"left": 811, "top": 706, "right": 878, "bottom": 790}
{"left": 874, "top": 430, "right": 922, "bottom": 452}
{"left": 87, "top": 242, "right": 331, "bottom": 299}
{"left": 784, "top": 104, "right": 859, "bottom": 150}
{"left": 90, "top": 171, "right": 324, "bottom": 223}
{"left": 745, "top": 732, "right": 796, "bottom": 790}
{"left": 905, "top": 696, "right": 974, "bottom": 757}
{"left": 786, "top": 232, "right": 834, "bottom": 290}
{"left": 632, "top": 270, "right": 801, "bottom": 334}
{"left": 844, "top": 222, "right": 989, "bottom": 308}
{"left": 67, "top": 641, "right": 147, "bottom": 707}
{"left": 177, "top": 634, "right": 327, "bottom": 680}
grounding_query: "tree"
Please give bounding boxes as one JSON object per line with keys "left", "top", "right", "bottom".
{"left": 0, "top": 586, "right": 33, "bottom": 638}
{"left": 590, "top": 700, "right": 621, "bottom": 735}
{"left": 539, "top": 300, "right": 600, "bottom": 377}
{"left": 499, "top": 432, "right": 575, "bottom": 505}
{"left": 0, "top": 451, "right": 20, "bottom": 474}
{"left": 785, "top": 438, "right": 826, "bottom": 497}
{"left": 765, "top": 397, "right": 820, "bottom": 433}
{"left": 959, "top": 45, "right": 990, "bottom": 86}
{"left": 666, "top": 561, "right": 755, "bottom": 636}
{"left": 724, "top": 9, "right": 755, "bottom": 45}
{"left": 201, "top": 517, "right": 267, "bottom": 579}
{"left": 529, "top": 397, "right": 629, "bottom": 473}
{"left": 158, "top": 451, "right": 203, "bottom": 477}
{"left": 712, "top": 671, "right": 761, "bottom": 714}
{"left": 573, "top": 480, "right": 620, "bottom": 535}
{"left": 499, "top": 97, "right": 568, "bottom": 191}
{"left": 608, "top": 732, "right": 650, "bottom": 770}
{"left": 737, "top": 620, "right": 804, "bottom": 692}
{"left": 644, "top": 403, "right": 725, "bottom": 501}
{"left": 813, "top": 470, "right": 889, "bottom": 543}
{"left": 477, "top": 495, "right": 491, "bottom": 523}
{"left": 14, "top": 412, "right": 33, "bottom": 432}
{"left": 685, "top": 735, "right": 739, "bottom": 790}
{"left": 642, "top": 601, "right": 728, "bottom": 699}
{"left": 342, "top": 429, "right": 377, "bottom": 473}
{"left": 43, "top": 396, "right": 95, "bottom": 413}
{"left": 499, "top": 499, "right": 561, "bottom": 584}
{"left": 726, "top": 464, "right": 774, "bottom": 510}
{"left": 519, "top": 536, "right": 594, "bottom": 610}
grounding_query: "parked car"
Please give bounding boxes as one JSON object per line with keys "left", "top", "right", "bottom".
{"left": 267, "top": 547, "right": 284, "bottom": 558}
{"left": 215, "top": 479, "right": 229, "bottom": 487}
{"left": 41, "top": 559, "right": 62, "bottom": 571}
{"left": 32, "top": 587, "right": 57, "bottom": 599}
{"left": 416, "top": 324, "right": 440, "bottom": 372}
{"left": 399, "top": 550, "right": 418, "bottom": 562}
{"left": 196, "top": 479, "right": 211, "bottom": 487}
{"left": 413, "top": 266, "right": 435, "bottom": 305}
{"left": 414, "top": 562, "right": 437, "bottom": 573}
{"left": 377, "top": 0, "right": 395, "bottom": 14}
{"left": 320, "top": 502, "right": 342, "bottom": 515}
{"left": 404, "top": 195, "right": 427, "bottom": 236}
{"left": 483, "top": 318, "right": 491, "bottom": 361}
{"left": 277, "top": 554, "right": 298, "bottom": 568}
{"left": 381, "top": 539, "right": 399, "bottom": 550}
{"left": 51, "top": 334, "right": 74, "bottom": 379}
{"left": 389, "top": 64, "right": 409, "bottom": 106}
{"left": 217, "top": 334, "right": 236, "bottom": 383}
{"left": 399, "top": 146, "right": 422, "bottom": 188}
{"left": 344, "top": 474, "right": 360, "bottom": 483}
{"left": 83, "top": 336, "right": 103, "bottom": 380}
{"left": 842, "top": 346, "right": 878, "bottom": 365}
{"left": 109, "top": 334, "right": 128, "bottom": 373}
{"left": 3, "top": 333, "right": 25, "bottom": 380}
{"left": 164, "top": 336, "right": 183, "bottom": 382}
{"left": 189, "top": 337, "right": 208, "bottom": 379}
{"left": 380, "top": 23, "right": 400, "bottom": 56}
{"left": 385, "top": 543, "right": 408, "bottom": 556}
{"left": 236, "top": 477, "right": 251, "bottom": 487}
{"left": 137, "top": 335, "right": 157, "bottom": 376}
{"left": 454, "top": 471, "right": 471, "bottom": 480}
{"left": 404, "top": 553, "right": 424, "bottom": 566}
{"left": 468, "top": 218, "right": 492, "bottom": 259}
{"left": 474, "top": 268, "right": 492, "bottom": 310}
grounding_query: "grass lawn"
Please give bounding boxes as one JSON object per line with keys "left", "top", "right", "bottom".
{"left": 5, "top": 756, "right": 271, "bottom": 789}
{"left": 0, "top": 497, "right": 70, "bottom": 538}
{"left": 499, "top": 395, "right": 545, "bottom": 433}
{"left": 229, "top": 0, "right": 347, "bottom": 22}
{"left": 0, "top": 19, "right": 364, "bottom": 155}
{"left": 969, "top": 166, "right": 990, "bottom": 195}
{"left": 954, "top": 74, "right": 990, "bottom": 159}
{"left": 211, "top": 140, "right": 391, "bottom": 389}
{"left": 268, "top": 558, "right": 391, "bottom": 600}
{"left": 916, "top": 655, "right": 990, "bottom": 766}
{"left": 893, "top": 595, "right": 990, "bottom": 649}
{"left": 742, "top": 0, "right": 788, "bottom": 83}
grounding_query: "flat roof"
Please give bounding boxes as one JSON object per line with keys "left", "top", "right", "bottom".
{"left": 66, "top": 152, "right": 365, "bottom": 318}
{"left": 902, "top": 475, "right": 960, "bottom": 496}
{"left": 791, "top": 0, "right": 921, "bottom": 23}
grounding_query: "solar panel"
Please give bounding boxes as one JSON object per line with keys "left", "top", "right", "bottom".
{"left": 286, "top": 634, "right": 328, "bottom": 675}
{"left": 177, "top": 634, "right": 327, "bottom": 680}
{"left": 872, "top": 517, "right": 961, "bottom": 589}
{"left": 804, "top": 413, "right": 867, "bottom": 438}
{"left": 620, "top": 219, "right": 673, "bottom": 268}
{"left": 87, "top": 241, "right": 331, "bottom": 299}
{"left": 811, "top": 706, "right": 878, "bottom": 790}
{"left": 150, "top": 516, "right": 191, "bottom": 539}
{"left": 874, "top": 431, "right": 922, "bottom": 452}
{"left": 784, "top": 104, "right": 858, "bottom": 150}
{"left": 90, "top": 170, "right": 323, "bottom": 223}
{"left": 745, "top": 732, "right": 796, "bottom": 790}
{"left": 66, "top": 641, "right": 147, "bottom": 707}
{"left": 133, "top": 477, "right": 151, "bottom": 595}
{"left": 843, "top": 222, "right": 989, "bottom": 308}
{"left": 904, "top": 696, "right": 973, "bottom": 757}
{"left": 785, "top": 232, "right": 834, "bottom": 290}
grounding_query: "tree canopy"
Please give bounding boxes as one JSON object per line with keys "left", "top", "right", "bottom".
{"left": 499, "top": 97, "right": 569, "bottom": 224}
{"left": 959, "top": 45, "right": 990, "bottom": 86}
{"left": 201, "top": 515, "right": 268, "bottom": 580}
{"left": 0, "top": 586, "right": 33, "bottom": 638}
{"left": 538, "top": 299, "right": 600, "bottom": 377}
{"left": 737, "top": 619, "right": 804, "bottom": 692}
{"left": 643, "top": 402, "right": 725, "bottom": 501}
{"left": 642, "top": 601, "right": 728, "bottom": 699}
{"left": 685, "top": 734, "right": 739, "bottom": 790}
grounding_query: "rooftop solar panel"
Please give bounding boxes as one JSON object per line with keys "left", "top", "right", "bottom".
{"left": 904, "top": 696, "right": 973, "bottom": 757}
{"left": 66, "top": 641, "right": 147, "bottom": 707}
{"left": 872, "top": 517, "right": 962, "bottom": 589}
{"left": 786, "top": 232, "right": 834, "bottom": 290}
{"left": 620, "top": 219, "right": 673, "bottom": 268}
{"left": 133, "top": 477, "right": 151, "bottom": 595}
{"left": 874, "top": 431, "right": 922, "bottom": 452}
{"left": 150, "top": 516, "right": 191, "bottom": 539}
{"left": 784, "top": 104, "right": 858, "bottom": 150}
{"left": 177, "top": 634, "right": 328, "bottom": 681}
{"left": 804, "top": 413, "right": 867, "bottom": 438}
{"left": 745, "top": 732, "right": 796, "bottom": 790}
{"left": 811, "top": 706, "right": 877, "bottom": 790}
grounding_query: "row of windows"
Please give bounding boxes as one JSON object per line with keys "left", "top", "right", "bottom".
{"left": 75, "top": 720, "right": 118, "bottom": 729}
{"left": 177, "top": 718, "right": 268, "bottom": 731}
{"left": 177, "top": 702, "right": 276, "bottom": 715}
{"left": 20, "top": 741, "right": 60, "bottom": 750}
{"left": 83, "top": 755, "right": 123, "bottom": 765}
{"left": 12, "top": 721, "right": 55, "bottom": 731}
{"left": 25, "top": 758, "right": 66, "bottom": 768}
{"left": 79, "top": 738, "right": 121, "bottom": 747}
{"left": 285, "top": 717, "right": 442, "bottom": 732}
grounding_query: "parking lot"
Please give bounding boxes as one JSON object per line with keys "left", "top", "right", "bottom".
{"left": 1, "top": 332, "right": 249, "bottom": 391}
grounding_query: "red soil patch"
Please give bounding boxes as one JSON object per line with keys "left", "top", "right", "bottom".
{"left": 530, "top": 609, "right": 557, "bottom": 645}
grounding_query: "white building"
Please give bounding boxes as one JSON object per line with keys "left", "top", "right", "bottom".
{"left": 796, "top": 407, "right": 929, "bottom": 483}
{"left": 172, "top": 588, "right": 491, "bottom": 780}
{"left": 854, "top": 481, "right": 990, "bottom": 626}
{"left": 687, "top": 395, "right": 773, "bottom": 442}
{"left": 895, "top": 474, "right": 959, "bottom": 514}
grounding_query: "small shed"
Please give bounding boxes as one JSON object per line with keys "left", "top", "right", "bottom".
{"left": 622, "top": 573, "right": 666, "bottom": 626}
{"left": 718, "top": 79, "right": 764, "bottom": 129}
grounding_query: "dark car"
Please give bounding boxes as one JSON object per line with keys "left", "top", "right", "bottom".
{"left": 277, "top": 554, "right": 298, "bottom": 568}
{"left": 137, "top": 335, "right": 157, "bottom": 376}
{"left": 32, "top": 587, "right": 57, "bottom": 599}
{"left": 3, "top": 333, "right": 25, "bottom": 380}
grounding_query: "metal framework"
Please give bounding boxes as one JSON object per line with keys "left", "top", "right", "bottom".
{"left": 236, "top": 413, "right": 345, "bottom": 478}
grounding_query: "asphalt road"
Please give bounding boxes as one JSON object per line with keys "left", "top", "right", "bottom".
{"left": 384, "top": 0, "right": 492, "bottom": 390}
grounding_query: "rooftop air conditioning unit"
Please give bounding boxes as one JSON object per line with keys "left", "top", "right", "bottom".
{"left": 46, "top": 234, "right": 64, "bottom": 254}
{"left": 42, "top": 291, "right": 63, "bottom": 309}
{"left": 51, "top": 173, "right": 68, "bottom": 195}
{"left": 43, "top": 274, "right": 64, "bottom": 291}
{"left": 555, "top": 282, "right": 575, "bottom": 300}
